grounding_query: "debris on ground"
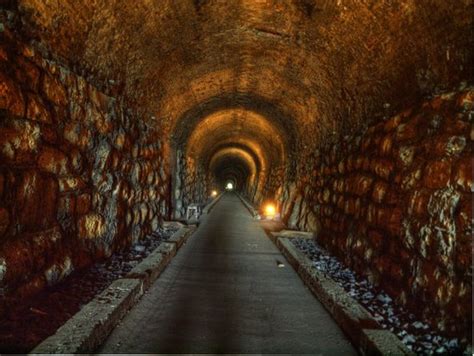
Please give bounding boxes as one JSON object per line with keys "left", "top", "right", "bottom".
{"left": 291, "top": 237, "right": 467, "bottom": 355}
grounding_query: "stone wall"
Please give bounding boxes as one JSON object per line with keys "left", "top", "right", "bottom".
{"left": 0, "top": 26, "right": 169, "bottom": 299}
{"left": 173, "top": 151, "right": 208, "bottom": 219}
{"left": 283, "top": 89, "right": 473, "bottom": 338}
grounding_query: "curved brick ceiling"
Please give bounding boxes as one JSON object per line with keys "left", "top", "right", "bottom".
{"left": 16, "top": 0, "right": 473, "bottom": 184}
{"left": 186, "top": 109, "right": 284, "bottom": 168}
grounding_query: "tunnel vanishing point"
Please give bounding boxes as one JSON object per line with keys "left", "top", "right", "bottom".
{"left": 0, "top": 0, "right": 473, "bottom": 354}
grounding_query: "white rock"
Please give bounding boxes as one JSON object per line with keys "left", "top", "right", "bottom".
{"left": 376, "top": 293, "right": 392, "bottom": 303}
{"left": 402, "top": 334, "right": 416, "bottom": 344}
{"left": 134, "top": 245, "right": 146, "bottom": 252}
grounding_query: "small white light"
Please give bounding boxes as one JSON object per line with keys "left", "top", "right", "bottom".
{"left": 226, "top": 182, "right": 234, "bottom": 191}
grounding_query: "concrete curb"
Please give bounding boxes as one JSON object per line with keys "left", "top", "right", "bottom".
{"left": 236, "top": 193, "right": 258, "bottom": 217}
{"left": 167, "top": 224, "right": 197, "bottom": 249}
{"left": 30, "top": 224, "right": 196, "bottom": 354}
{"left": 30, "top": 278, "right": 143, "bottom": 354}
{"left": 125, "top": 242, "right": 176, "bottom": 289}
{"left": 268, "top": 229, "right": 313, "bottom": 244}
{"left": 274, "top": 235, "right": 414, "bottom": 356}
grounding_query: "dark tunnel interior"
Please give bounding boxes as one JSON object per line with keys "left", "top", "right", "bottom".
{"left": 0, "top": 0, "right": 472, "bottom": 353}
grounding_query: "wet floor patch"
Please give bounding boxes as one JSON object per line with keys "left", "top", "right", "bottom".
{"left": 0, "top": 225, "right": 178, "bottom": 353}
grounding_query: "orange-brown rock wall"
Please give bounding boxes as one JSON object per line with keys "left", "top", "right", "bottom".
{"left": 284, "top": 90, "right": 472, "bottom": 338}
{"left": 0, "top": 27, "right": 170, "bottom": 299}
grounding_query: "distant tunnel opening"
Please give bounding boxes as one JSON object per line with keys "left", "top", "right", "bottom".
{"left": 170, "top": 95, "right": 298, "bottom": 219}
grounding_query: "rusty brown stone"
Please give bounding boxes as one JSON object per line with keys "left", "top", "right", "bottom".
{"left": 453, "top": 156, "right": 473, "bottom": 191}
{"left": 455, "top": 197, "right": 472, "bottom": 241}
{"left": 15, "top": 56, "right": 41, "bottom": 91}
{"left": 58, "top": 177, "right": 86, "bottom": 192}
{"left": 38, "top": 146, "right": 70, "bottom": 176}
{"left": 26, "top": 94, "right": 52, "bottom": 123}
{"left": 371, "top": 181, "right": 388, "bottom": 203}
{"left": 343, "top": 198, "right": 356, "bottom": 215}
{"left": 58, "top": 194, "right": 75, "bottom": 217}
{"left": 0, "top": 46, "right": 8, "bottom": 62}
{"left": 77, "top": 213, "right": 105, "bottom": 239}
{"left": 337, "top": 160, "right": 345, "bottom": 174}
{"left": 362, "top": 157, "right": 370, "bottom": 171}
{"left": 40, "top": 176, "right": 59, "bottom": 228}
{"left": 0, "top": 207, "right": 10, "bottom": 236}
{"left": 379, "top": 134, "right": 393, "bottom": 155}
{"left": 373, "top": 159, "right": 394, "bottom": 180}
{"left": 90, "top": 87, "right": 110, "bottom": 112}
{"left": 64, "top": 121, "right": 93, "bottom": 149}
{"left": 409, "top": 190, "right": 430, "bottom": 216}
{"left": 361, "top": 137, "right": 371, "bottom": 151}
{"left": 457, "top": 89, "right": 474, "bottom": 110}
{"left": 383, "top": 115, "right": 402, "bottom": 132}
{"left": 424, "top": 160, "right": 452, "bottom": 189}
{"left": 0, "top": 72, "right": 25, "bottom": 117}
{"left": 42, "top": 73, "right": 67, "bottom": 106}
{"left": 366, "top": 203, "right": 376, "bottom": 225}
{"left": 0, "top": 173, "right": 4, "bottom": 197}
{"left": 387, "top": 208, "right": 402, "bottom": 236}
{"left": 353, "top": 174, "right": 373, "bottom": 196}
{"left": 76, "top": 193, "right": 92, "bottom": 215}
{"left": 367, "top": 229, "right": 384, "bottom": 250}
{"left": 15, "top": 171, "right": 58, "bottom": 230}
{"left": 395, "top": 114, "right": 423, "bottom": 141}
{"left": 16, "top": 170, "right": 42, "bottom": 229}
{"left": 432, "top": 135, "right": 467, "bottom": 157}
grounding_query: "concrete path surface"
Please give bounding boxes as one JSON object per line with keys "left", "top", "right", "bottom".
{"left": 99, "top": 193, "right": 356, "bottom": 354}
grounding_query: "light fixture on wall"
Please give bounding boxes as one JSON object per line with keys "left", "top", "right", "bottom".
{"left": 211, "top": 190, "right": 218, "bottom": 197}
{"left": 264, "top": 203, "right": 276, "bottom": 219}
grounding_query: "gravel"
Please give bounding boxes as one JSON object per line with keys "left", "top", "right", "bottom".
{"left": 291, "top": 237, "right": 467, "bottom": 355}
{"left": 0, "top": 225, "right": 179, "bottom": 353}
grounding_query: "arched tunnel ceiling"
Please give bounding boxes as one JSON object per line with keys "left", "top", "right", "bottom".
{"left": 15, "top": 0, "right": 473, "bottom": 148}
{"left": 210, "top": 147, "right": 258, "bottom": 184}
{"left": 185, "top": 108, "right": 284, "bottom": 172}
{"left": 208, "top": 143, "right": 263, "bottom": 174}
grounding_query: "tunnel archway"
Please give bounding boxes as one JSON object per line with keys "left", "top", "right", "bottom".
{"left": 0, "top": 1, "right": 471, "bottom": 352}
{"left": 170, "top": 92, "right": 298, "bottom": 218}
{"left": 209, "top": 147, "right": 257, "bottom": 194}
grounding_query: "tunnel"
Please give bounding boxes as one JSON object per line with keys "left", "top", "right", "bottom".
{"left": 0, "top": 0, "right": 472, "bottom": 354}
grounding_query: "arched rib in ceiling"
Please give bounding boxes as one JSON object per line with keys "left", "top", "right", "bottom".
{"left": 207, "top": 142, "right": 263, "bottom": 175}
{"left": 184, "top": 108, "right": 285, "bottom": 171}
{"left": 171, "top": 93, "right": 296, "bottom": 161}
{"left": 18, "top": 0, "right": 472, "bottom": 148}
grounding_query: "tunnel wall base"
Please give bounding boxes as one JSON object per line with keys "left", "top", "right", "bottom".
{"left": 283, "top": 89, "right": 472, "bottom": 340}
{"left": 0, "top": 24, "right": 170, "bottom": 300}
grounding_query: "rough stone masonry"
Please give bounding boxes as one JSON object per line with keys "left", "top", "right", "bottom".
{"left": 0, "top": 0, "right": 472, "bottom": 346}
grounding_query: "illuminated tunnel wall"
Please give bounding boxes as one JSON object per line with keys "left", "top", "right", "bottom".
{"left": 170, "top": 95, "right": 297, "bottom": 218}
{"left": 0, "top": 0, "right": 472, "bottom": 342}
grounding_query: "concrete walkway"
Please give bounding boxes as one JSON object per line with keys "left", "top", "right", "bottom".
{"left": 99, "top": 193, "right": 356, "bottom": 354}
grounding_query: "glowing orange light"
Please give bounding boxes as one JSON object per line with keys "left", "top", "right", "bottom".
{"left": 264, "top": 204, "right": 276, "bottom": 217}
{"left": 211, "top": 190, "right": 218, "bottom": 197}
